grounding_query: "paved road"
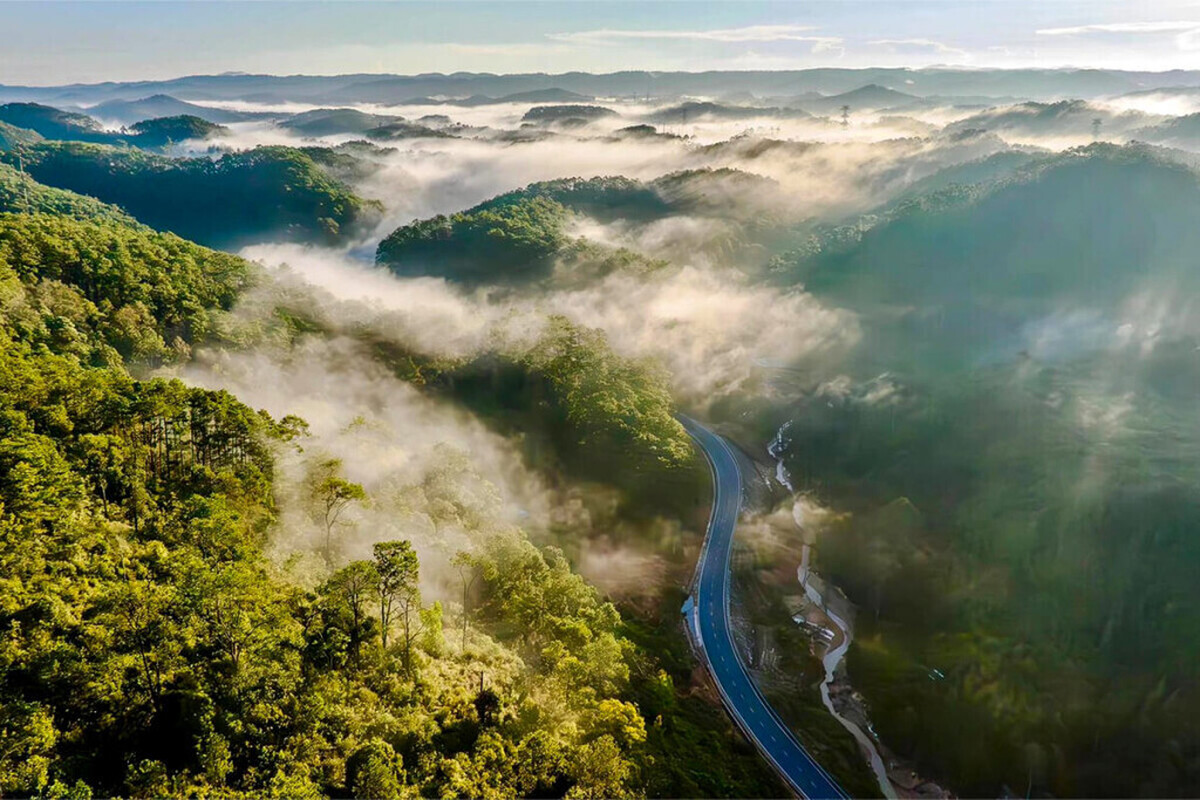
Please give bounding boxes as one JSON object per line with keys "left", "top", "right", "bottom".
{"left": 681, "top": 416, "right": 849, "bottom": 800}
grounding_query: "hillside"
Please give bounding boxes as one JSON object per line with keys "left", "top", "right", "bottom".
{"left": 770, "top": 143, "right": 1200, "bottom": 796}
{"left": 0, "top": 102, "right": 121, "bottom": 144}
{"left": 497, "top": 88, "right": 593, "bottom": 104}
{"left": 0, "top": 141, "right": 381, "bottom": 248}
{"left": 88, "top": 94, "right": 256, "bottom": 125}
{"left": 280, "top": 107, "right": 404, "bottom": 136}
{"left": 0, "top": 161, "right": 139, "bottom": 223}
{"left": 797, "top": 83, "right": 926, "bottom": 114}
{"left": 0, "top": 120, "right": 42, "bottom": 150}
{"left": 1131, "top": 112, "right": 1200, "bottom": 148}
{"left": 522, "top": 104, "right": 619, "bottom": 124}
{"left": 376, "top": 170, "right": 780, "bottom": 284}
{"left": 782, "top": 143, "right": 1200, "bottom": 365}
{"left": 363, "top": 120, "right": 456, "bottom": 140}
{"left": 645, "top": 101, "right": 811, "bottom": 124}
{"left": 0, "top": 162, "right": 788, "bottom": 799}
{"left": 946, "top": 99, "right": 1157, "bottom": 139}
{"left": 0, "top": 210, "right": 669, "bottom": 798}
{"left": 125, "top": 115, "right": 229, "bottom": 148}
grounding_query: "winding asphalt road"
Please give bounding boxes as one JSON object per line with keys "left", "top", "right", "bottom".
{"left": 680, "top": 416, "right": 849, "bottom": 800}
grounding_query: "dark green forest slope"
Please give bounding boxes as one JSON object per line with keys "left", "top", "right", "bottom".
{"left": 125, "top": 115, "right": 229, "bottom": 149}
{"left": 376, "top": 171, "right": 781, "bottom": 285}
{"left": 769, "top": 144, "right": 1200, "bottom": 797}
{"left": 0, "top": 103, "right": 121, "bottom": 145}
{"left": 0, "top": 161, "right": 139, "bottom": 224}
{"left": 0, "top": 121, "right": 43, "bottom": 151}
{"left": 1, "top": 142, "right": 381, "bottom": 248}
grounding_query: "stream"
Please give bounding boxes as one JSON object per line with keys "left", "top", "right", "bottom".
{"left": 777, "top": 424, "right": 896, "bottom": 799}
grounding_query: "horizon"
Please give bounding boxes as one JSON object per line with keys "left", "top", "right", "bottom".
{"left": 5, "top": 1, "right": 1200, "bottom": 86}
{"left": 13, "top": 62, "right": 1200, "bottom": 91}
{"left": 8, "top": 4, "right": 1200, "bottom": 800}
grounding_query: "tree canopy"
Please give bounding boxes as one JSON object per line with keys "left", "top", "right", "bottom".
{"left": 2, "top": 142, "right": 381, "bottom": 248}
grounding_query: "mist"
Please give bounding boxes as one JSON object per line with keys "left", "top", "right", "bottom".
{"left": 172, "top": 335, "right": 556, "bottom": 600}
{"left": 180, "top": 97, "right": 1030, "bottom": 235}
{"left": 236, "top": 242, "right": 859, "bottom": 400}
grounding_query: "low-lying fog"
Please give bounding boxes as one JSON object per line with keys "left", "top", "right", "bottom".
{"left": 145, "top": 87, "right": 1200, "bottom": 597}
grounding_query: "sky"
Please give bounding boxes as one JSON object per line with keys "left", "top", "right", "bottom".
{"left": 4, "top": 1, "right": 1200, "bottom": 86}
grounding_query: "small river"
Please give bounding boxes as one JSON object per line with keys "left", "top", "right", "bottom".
{"left": 776, "top": 422, "right": 896, "bottom": 798}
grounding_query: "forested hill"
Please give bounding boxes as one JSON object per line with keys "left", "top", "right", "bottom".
{"left": 1, "top": 160, "right": 140, "bottom": 224}
{"left": 1, "top": 141, "right": 381, "bottom": 248}
{"left": 0, "top": 102, "right": 121, "bottom": 144}
{"left": 767, "top": 143, "right": 1200, "bottom": 796}
{"left": 776, "top": 143, "right": 1200, "bottom": 368}
{"left": 0, "top": 167, "right": 785, "bottom": 797}
{"left": 376, "top": 170, "right": 779, "bottom": 285}
{"left": 0, "top": 120, "right": 43, "bottom": 150}
{"left": 124, "top": 115, "right": 229, "bottom": 148}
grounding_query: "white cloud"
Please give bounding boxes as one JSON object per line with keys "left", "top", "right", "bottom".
{"left": 867, "top": 38, "right": 971, "bottom": 60}
{"left": 1035, "top": 20, "right": 1200, "bottom": 53}
{"left": 1177, "top": 28, "right": 1200, "bottom": 50}
{"left": 547, "top": 24, "right": 838, "bottom": 47}
{"left": 1036, "top": 21, "right": 1200, "bottom": 36}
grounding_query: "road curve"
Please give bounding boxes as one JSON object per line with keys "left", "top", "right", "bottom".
{"left": 680, "top": 416, "right": 849, "bottom": 800}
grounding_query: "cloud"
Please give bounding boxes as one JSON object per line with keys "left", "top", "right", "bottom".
{"left": 1036, "top": 20, "right": 1200, "bottom": 53}
{"left": 1036, "top": 21, "right": 1200, "bottom": 36}
{"left": 868, "top": 38, "right": 970, "bottom": 60}
{"left": 547, "top": 24, "right": 841, "bottom": 50}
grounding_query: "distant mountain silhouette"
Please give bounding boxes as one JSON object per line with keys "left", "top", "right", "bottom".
{"left": 797, "top": 84, "right": 926, "bottom": 114}
{"left": 88, "top": 94, "right": 258, "bottom": 125}
{"left": 946, "top": 100, "right": 1158, "bottom": 138}
{"left": 645, "top": 101, "right": 813, "bottom": 124}
{"left": 0, "top": 102, "right": 119, "bottom": 143}
{"left": 280, "top": 107, "right": 404, "bottom": 136}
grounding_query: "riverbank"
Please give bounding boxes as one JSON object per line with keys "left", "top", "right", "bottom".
{"left": 770, "top": 423, "right": 954, "bottom": 799}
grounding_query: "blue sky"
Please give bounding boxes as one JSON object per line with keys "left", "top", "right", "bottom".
{"left": 4, "top": 1, "right": 1200, "bottom": 85}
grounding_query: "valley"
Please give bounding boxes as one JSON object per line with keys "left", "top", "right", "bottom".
{"left": 5, "top": 57, "right": 1200, "bottom": 798}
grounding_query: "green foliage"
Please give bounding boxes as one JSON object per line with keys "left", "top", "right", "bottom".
{"left": 281, "top": 108, "right": 400, "bottom": 137}
{"left": 373, "top": 540, "right": 420, "bottom": 662}
{"left": 125, "top": 115, "right": 228, "bottom": 149}
{"left": 478, "top": 175, "right": 670, "bottom": 221}
{"left": 308, "top": 457, "right": 366, "bottom": 564}
{"left": 363, "top": 121, "right": 456, "bottom": 140}
{"left": 0, "top": 103, "right": 118, "bottom": 144}
{"left": 375, "top": 170, "right": 774, "bottom": 284}
{"left": 1, "top": 141, "right": 381, "bottom": 248}
{"left": 772, "top": 145, "right": 1200, "bottom": 797}
{"left": 522, "top": 316, "right": 692, "bottom": 472}
{"left": 522, "top": 105, "right": 618, "bottom": 123}
{"left": 0, "top": 162, "right": 138, "bottom": 223}
{"left": 378, "top": 195, "right": 571, "bottom": 284}
{"left": 0, "top": 211, "right": 253, "bottom": 364}
{"left": 0, "top": 202, "right": 661, "bottom": 799}
{"left": 0, "top": 104, "right": 224, "bottom": 152}
{"left": 0, "top": 120, "right": 43, "bottom": 151}
{"left": 0, "top": 159, "right": 778, "bottom": 800}
{"left": 298, "top": 141, "right": 394, "bottom": 184}
{"left": 438, "top": 315, "right": 696, "bottom": 509}
{"left": 345, "top": 740, "right": 406, "bottom": 799}
{"left": 0, "top": 324, "right": 287, "bottom": 795}
{"left": 780, "top": 143, "right": 1200, "bottom": 328}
